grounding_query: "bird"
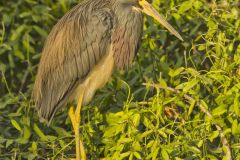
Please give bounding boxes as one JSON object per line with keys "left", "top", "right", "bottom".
{"left": 32, "top": 0, "right": 183, "bottom": 159}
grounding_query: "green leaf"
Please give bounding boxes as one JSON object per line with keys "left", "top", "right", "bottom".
{"left": 183, "top": 68, "right": 200, "bottom": 77}
{"left": 119, "top": 152, "right": 131, "bottom": 159}
{"left": 193, "top": 1, "right": 203, "bottom": 10}
{"left": 143, "top": 117, "right": 153, "bottom": 129}
{"left": 11, "top": 119, "right": 22, "bottom": 131}
{"left": 234, "top": 94, "right": 240, "bottom": 116}
{"left": 212, "top": 105, "right": 227, "bottom": 117}
{"left": 188, "top": 146, "right": 201, "bottom": 154}
{"left": 33, "top": 123, "right": 47, "bottom": 141}
{"left": 133, "top": 152, "right": 141, "bottom": 159}
{"left": 161, "top": 149, "right": 169, "bottom": 160}
{"left": 178, "top": 1, "right": 193, "bottom": 14}
{"left": 6, "top": 139, "right": 13, "bottom": 148}
{"left": 132, "top": 141, "right": 141, "bottom": 151}
{"left": 168, "top": 67, "right": 185, "bottom": 78}
{"left": 207, "top": 20, "right": 218, "bottom": 30}
{"left": 132, "top": 113, "right": 140, "bottom": 127}
{"left": 14, "top": 50, "right": 25, "bottom": 60}
{"left": 10, "top": 25, "right": 26, "bottom": 41}
{"left": 175, "top": 78, "right": 199, "bottom": 92}
{"left": 209, "top": 131, "right": 219, "bottom": 142}
{"left": 157, "top": 129, "right": 167, "bottom": 138}
{"left": 19, "top": 11, "right": 32, "bottom": 18}
{"left": 183, "top": 79, "right": 199, "bottom": 92}
{"left": 103, "top": 124, "right": 125, "bottom": 138}
{"left": 33, "top": 25, "right": 48, "bottom": 37}
{"left": 198, "top": 45, "right": 205, "bottom": 51}
{"left": 200, "top": 100, "right": 209, "bottom": 109}
{"left": 188, "top": 100, "right": 196, "bottom": 117}
{"left": 146, "top": 140, "right": 154, "bottom": 148}
{"left": 129, "top": 153, "right": 134, "bottom": 160}
{"left": 232, "top": 120, "right": 240, "bottom": 135}
{"left": 141, "top": 130, "right": 153, "bottom": 139}
{"left": 197, "top": 140, "right": 203, "bottom": 147}
{"left": 31, "top": 142, "right": 37, "bottom": 155}
{"left": 23, "top": 125, "right": 31, "bottom": 140}
{"left": 52, "top": 126, "right": 71, "bottom": 137}
{"left": 152, "top": 147, "right": 160, "bottom": 160}
{"left": 119, "top": 138, "right": 133, "bottom": 143}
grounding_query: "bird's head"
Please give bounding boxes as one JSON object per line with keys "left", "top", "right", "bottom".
{"left": 115, "top": 0, "right": 183, "bottom": 41}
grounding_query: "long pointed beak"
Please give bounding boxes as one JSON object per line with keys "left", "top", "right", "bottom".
{"left": 139, "top": 0, "right": 183, "bottom": 41}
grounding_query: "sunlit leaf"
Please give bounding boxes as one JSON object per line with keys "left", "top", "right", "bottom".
{"left": 161, "top": 149, "right": 169, "bottom": 160}
{"left": 178, "top": 1, "right": 192, "bottom": 14}
{"left": 11, "top": 119, "right": 22, "bottom": 131}
{"left": 33, "top": 123, "right": 47, "bottom": 141}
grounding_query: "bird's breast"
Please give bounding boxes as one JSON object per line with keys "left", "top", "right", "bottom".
{"left": 72, "top": 46, "right": 114, "bottom": 105}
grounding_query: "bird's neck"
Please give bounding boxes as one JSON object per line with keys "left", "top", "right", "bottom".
{"left": 111, "top": 6, "right": 143, "bottom": 69}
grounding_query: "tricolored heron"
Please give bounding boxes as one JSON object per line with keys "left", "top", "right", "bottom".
{"left": 33, "top": 0, "right": 183, "bottom": 159}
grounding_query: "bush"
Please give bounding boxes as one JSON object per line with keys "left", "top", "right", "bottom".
{"left": 0, "top": 0, "right": 239, "bottom": 159}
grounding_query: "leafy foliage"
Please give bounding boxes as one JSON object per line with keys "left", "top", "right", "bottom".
{"left": 0, "top": 0, "right": 240, "bottom": 159}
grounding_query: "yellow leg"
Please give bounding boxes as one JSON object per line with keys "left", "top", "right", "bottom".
{"left": 68, "top": 92, "right": 86, "bottom": 160}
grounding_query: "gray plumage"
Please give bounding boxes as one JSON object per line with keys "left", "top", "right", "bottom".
{"left": 33, "top": 0, "right": 143, "bottom": 122}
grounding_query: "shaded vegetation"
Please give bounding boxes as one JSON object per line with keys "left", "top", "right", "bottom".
{"left": 0, "top": 0, "right": 240, "bottom": 159}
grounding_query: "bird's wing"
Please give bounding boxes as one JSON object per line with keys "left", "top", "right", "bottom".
{"left": 33, "top": 5, "right": 113, "bottom": 122}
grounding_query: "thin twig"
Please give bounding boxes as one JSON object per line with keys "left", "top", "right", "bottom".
{"left": 143, "top": 82, "right": 232, "bottom": 160}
